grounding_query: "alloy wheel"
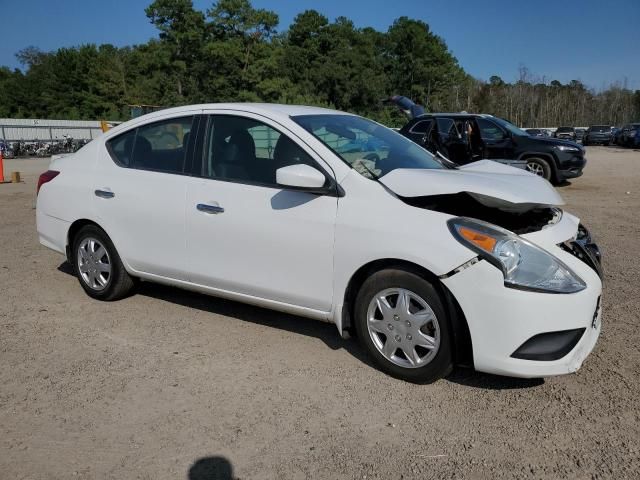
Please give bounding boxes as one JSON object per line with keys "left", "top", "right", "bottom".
{"left": 77, "top": 237, "right": 112, "bottom": 291}
{"left": 526, "top": 161, "right": 545, "bottom": 177}
{"left": 366, "top": 288, "right": 440, "bottom": 369}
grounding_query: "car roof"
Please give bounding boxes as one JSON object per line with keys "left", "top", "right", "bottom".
{"left": 416, "top": 113, "right": 495, "bottom": 119}
{"left": 142, "top": 103, "right": 345, "bottom": 121}
{"left": 103, "top": 103, "right": 352, "bottom": 138}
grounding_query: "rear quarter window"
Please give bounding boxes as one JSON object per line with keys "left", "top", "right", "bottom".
{"left": 106, "top": 129, "right": 136, "bottom": 166}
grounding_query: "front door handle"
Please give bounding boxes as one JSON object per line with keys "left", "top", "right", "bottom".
{"left": 197, "top": 203, "right": 225, "bottom": 214}
{"left": 95, "top": 189, "right": 115, "bottom": 199}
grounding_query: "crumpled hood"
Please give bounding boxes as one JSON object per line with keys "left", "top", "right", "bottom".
{"left": 379, "top": 160, "right": 565, "bottom": 212}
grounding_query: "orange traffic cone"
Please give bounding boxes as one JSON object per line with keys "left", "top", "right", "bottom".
{"left": 0, "top": 150, "right": 4, "bottom": 183}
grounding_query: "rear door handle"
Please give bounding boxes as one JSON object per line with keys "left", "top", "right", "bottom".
{"left": 95, "top": 189, "right": 115, "bottom": 199}
{"left": 197, "top": 203, "right": 224, "bottom": 214}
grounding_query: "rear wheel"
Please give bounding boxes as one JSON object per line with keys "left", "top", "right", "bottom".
{"left": 525, "top": 157, "right": 552, "bottom": 181}
{"left": 72, "top": 225, "right": 135, "bottom": 301}
{"left": 354, "top": 268, "right": 453, "bottom": 383}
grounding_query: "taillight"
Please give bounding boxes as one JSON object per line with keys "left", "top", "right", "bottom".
{"left": 37, "top": 170, "right": 59, "bottom": 195}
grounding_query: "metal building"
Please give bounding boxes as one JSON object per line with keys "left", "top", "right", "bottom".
{"left": 0, "top": 118, "right": 117, "bottom": 142}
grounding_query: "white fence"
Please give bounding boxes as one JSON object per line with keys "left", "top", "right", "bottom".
{"left": 0, "top": 118, "right": 117, "bottom": 142}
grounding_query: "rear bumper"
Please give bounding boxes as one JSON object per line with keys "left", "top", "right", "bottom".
{"left": 36, "top": 209, "right": 69, "bottom": 255}
{"left": 585, "top": 135, "right": 611, "bottom": 144}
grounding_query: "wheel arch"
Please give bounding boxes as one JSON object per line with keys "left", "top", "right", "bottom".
{"left": 341, "top": 258, "right": 474, "bottom": 368}
{"left": 66, "top": 219, "right": 107, "bottom": 265}
{"left": 519, "top": 152, "right": 559, "bottom": 182}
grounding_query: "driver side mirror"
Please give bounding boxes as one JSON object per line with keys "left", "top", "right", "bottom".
{"left": 276, "top": 164, "right": 326, "bottom": 190}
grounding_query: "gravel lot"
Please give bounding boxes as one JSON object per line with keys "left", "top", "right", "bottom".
{"left": 1, "top": 147, "right": 639, "bottom": 479}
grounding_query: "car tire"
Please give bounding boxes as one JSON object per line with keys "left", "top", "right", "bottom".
{"left": 525, "top": 157, "right": 552, "bottom": 181}
{"left": 72, "top": 225, "right": 136, "bottom": 301}
{"left": 583, "top": 139, "right": 589, "bottom": 146}
{"left": 354, "top": 268, "right": 453, "bottom": 383}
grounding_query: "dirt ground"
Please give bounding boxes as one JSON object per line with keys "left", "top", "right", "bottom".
{"left": 1, "top": 147, "right": 639, "bottom": 480}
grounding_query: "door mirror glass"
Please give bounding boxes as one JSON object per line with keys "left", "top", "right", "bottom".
{"left": 276, "top": 164, "right": 326, "bottom": 189}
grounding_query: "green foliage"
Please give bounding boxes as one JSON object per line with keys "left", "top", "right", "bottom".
{"left": 0, "top": 0, "right": 638, "bottom": 126}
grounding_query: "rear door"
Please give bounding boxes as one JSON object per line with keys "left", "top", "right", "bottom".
{"left": 184, "top": 112, "right": 338, "bottom": 312}
{"left": 94, "top": 113, "right": 197, "bottom": 280}
{"left": 404, "top": 118, "right": 434, "bottom": 147}
{"left": 435, "top": 116, "right": 469, "bottom": 164}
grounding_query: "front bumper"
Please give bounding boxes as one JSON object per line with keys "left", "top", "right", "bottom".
{"left": 442, "top": 221, "right": 602, "bottom": 378}
{"left": 555, "top": 151, "right": 586, "bottom": 180}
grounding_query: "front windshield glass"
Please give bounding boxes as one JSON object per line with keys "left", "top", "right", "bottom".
{"left": 591, "top": 125, "right": 610, "bottom": 132}
{"left": 292, "top": 114, "right": 444, "bottom": 179}
{"left": 557, "top": 127, "right": 574, "bottom": 133}
{"left": 492, "top": 117, "right": 529, "bottom": 137}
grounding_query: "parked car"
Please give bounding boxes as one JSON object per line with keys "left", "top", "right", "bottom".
{"left": 36, "top": 103, "right": 603, "bottom": 383}
{"left": 620, "top": 123, "right": 640, "bottom": 148}
{"left": 395, "top": 110, "right": 586, "bottom": 184}
{"left": 553, "top": 127, "right": 577, "bottom": 141}
{"left": 525, "top": 128, "right": 545, "bottom": 137}
{"left": 583, "top": 125, "right": 613, "bottom": 146}
{"left": 575, "top": 128, "right": 587, "bottom": 143}
{"left": 613, "top": 128, "right": 625, "bottom": 146}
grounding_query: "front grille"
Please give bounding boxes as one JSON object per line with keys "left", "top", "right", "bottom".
{"left": 560, "top": 224, "right": 603, "bottom": 278}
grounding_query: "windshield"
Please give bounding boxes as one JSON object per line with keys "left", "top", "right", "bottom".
{"left": 590, "top": 125, "right": 610, "bottom": 132}
{"left": 491, "top": 117, "right": 529, "bottom": 137}
{"left": 292, "top": 114, "right": 444, "bottom": 179}
{"left": 557, "top": 127, "right": 574, "bottom": 133}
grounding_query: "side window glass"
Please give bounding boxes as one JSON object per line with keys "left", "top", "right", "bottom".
{"left": 246, "top": 124, "right": 280, "bottom": 159}
{"left": 476, "top": 118, "right": 505, "bottom": 141}
{"left": 131, "top": 116, "right": 193, "bottom": 173}
{"left": 204, "top": 115, "right": 321, "bottom": 187}
{"left": 409, "top": 120, "right": 433, "bottom": 135}
{"left": 436, "top": 118, "right": 457, "bottom": 137}
{"left": 107, "top": 129, "right": 136, "bottom": 166}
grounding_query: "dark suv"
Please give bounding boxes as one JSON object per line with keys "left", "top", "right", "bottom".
{"left": 620, "top": 123, "right": 640, "bottom": 148}
{"left": 399, "top": 113, "right": 586, "bottom": 184}
{"left": 583, "top": 125, "right": 612, "bottom": 146}
{"left": 554, "top": 127, "right": 577, "bottom": 141}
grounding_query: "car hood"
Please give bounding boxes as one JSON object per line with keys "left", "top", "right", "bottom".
{"left": 379, "top": 160, "right": 565, "bottom": 212}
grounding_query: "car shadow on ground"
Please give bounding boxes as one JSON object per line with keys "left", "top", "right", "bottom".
{"left": 556, "top": 180, "right": 572, "bottom": 188}
{"left": 56, "top": 261, "right": 369, "bottom": 366}
{"left": 446, "top": 368, "right": 543, "bottom": 390}
{"left": 57, "top": 261, "right": 545, "bottom": 391}
{"left": 188, "top": 456, "right": 234, "bottom": 480}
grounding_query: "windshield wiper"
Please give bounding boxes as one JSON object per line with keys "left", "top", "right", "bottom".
{"left": 435, "top": 150, "right": 459, "bottom": 169}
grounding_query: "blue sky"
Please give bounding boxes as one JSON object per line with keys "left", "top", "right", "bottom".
{"left": 1, "top": 0, "right": 638, "bottom": 89}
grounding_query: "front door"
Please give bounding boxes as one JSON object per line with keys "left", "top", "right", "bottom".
{"left": 475, "top": 117, "right": 514, "bottom": 160}
{"left": 185, "top": 113, "right": 338, "bottom": 312}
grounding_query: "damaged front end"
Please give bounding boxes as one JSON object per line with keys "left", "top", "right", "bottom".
{"left": 378, "top": 160, "right": 603, "bottom": 281}
{"left": 401, "top": 192, "right": 562, "bottom": 235}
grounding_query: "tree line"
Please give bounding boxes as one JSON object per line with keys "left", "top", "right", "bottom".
{"left": 0, "top": 0, "right": 638, "bottom": 128}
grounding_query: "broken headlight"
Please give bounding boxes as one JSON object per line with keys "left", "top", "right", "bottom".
{"left": 448, "top": 217, "right": 586, "bottom": 294}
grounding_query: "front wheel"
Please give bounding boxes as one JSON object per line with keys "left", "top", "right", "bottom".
{"left": 354, "top": 269, "right": 453, "bottom": 383}
{"left": 525, "top": 157, "right": 552, "bottom": 181}
{"left": 72, "top": 225, "right": 136, "bottom": 301}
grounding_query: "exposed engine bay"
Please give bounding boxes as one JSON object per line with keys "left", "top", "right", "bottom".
{"left": 401, "top": 192, "right": 562, "bottom": 234}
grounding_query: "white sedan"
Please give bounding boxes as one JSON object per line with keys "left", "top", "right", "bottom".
{"left": 36, "top": 103, "right": 603, "bottom": 382}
